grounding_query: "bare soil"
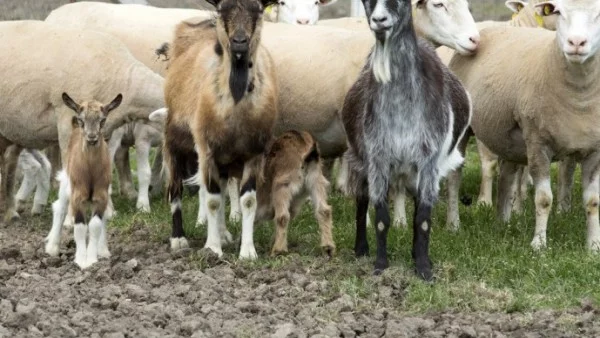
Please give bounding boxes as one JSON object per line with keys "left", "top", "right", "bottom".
{"left": 1, "top": 217, "right": 598, "bottom": 338}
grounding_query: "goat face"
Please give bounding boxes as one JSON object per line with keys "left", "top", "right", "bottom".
{"left": 361, "top": 0, "right": 411, "bottom": 41}
{"left": 62, "top": 93, "right": 123, "bottom": 146}
{"left": 536, "top": 0, "right": 600, "bottom": 64}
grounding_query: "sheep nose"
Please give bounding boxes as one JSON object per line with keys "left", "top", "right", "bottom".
{"left": 469, "top": 35, "right": 480, "bottom": 47}
{"left": 568, "top": 36, "right": 587, "bottom": 48}
{"left": 232, "top": 36, "right": 248, "bottom": 44}
{"left": 371, "top": 15, "right": 388, "bottom": 24}
{"left": 296, "top": 18, "right": 309, "bottom": 24}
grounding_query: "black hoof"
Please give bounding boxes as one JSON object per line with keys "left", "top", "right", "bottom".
{"left": 415, "top": 260, "right": 434, "bottom": 282}
{"left": 460, "top": 195, "right": 473, "bottom": 206}
{"left": 355, "top": 245, "right": 369, "bottom": 257}
{"left": 373, "top": 259, "right": 388, "bottom": 275}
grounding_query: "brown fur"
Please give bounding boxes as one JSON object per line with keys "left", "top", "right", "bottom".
{"left": 255, "top": 130, "right": 335, "bottom": 255}
{"left": 63, "top": 94, "right": 121, "bottom": 221}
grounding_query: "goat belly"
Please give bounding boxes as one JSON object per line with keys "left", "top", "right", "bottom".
{"left": 208, "top": 131, "right": 272, "bottom": 166}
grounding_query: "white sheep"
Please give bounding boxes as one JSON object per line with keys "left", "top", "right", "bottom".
{"left": 14, "top": 149, "right": 51, "bottom": 216}
{"left": 265, "top": 0, "right": 338, "bottom": 24}
{"left": 0, "top": 20, "right": 164, "bottom": 222}
{"left": 449, "top": 0, "right": 600, "bottom": 251}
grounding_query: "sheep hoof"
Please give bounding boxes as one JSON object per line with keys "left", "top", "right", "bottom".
{"left": 587, "top": 240, "right": 600, "bottom": 253}
{"left": 220, "top": 231, "right": 234, "bottom": 245}
{"left": 4, "top": 210, "right": 20, "bottom": 223}
{"left": 136, "top": 202, "right": 151, "bottom": 213}
{"left": 447, "top": 222, "right": 460, "bottom": 232}
{"left": 239, "top": 245, "right": 258, "bottom": 260}
{"left": 530, "top": 235, "right": 547, "bottom": 251}
{"left": 98, "top": 247, "right": 111, "bottom": 259}
{"left": 31, "top": 204, "right": 45, "bottom": 215}
{"left": 74, "top": 256, "right": 88, "bottom": 269}
{"left": 170, "top": 237, "right": 189, "bottom": 251}
{"left": 15, "top": 200, "right": 26, "bottom": 213}
{"left": 204, "top": 244, "right": 224, "bottom": 258}
{"left": 228, "top": 212, "right": 241, "bottom": 223}
{"left": 393, "top": 218, "right": 407, "bottom": 229}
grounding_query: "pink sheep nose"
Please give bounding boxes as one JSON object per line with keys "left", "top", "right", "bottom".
{"left": 296, "top": 18, "right": 310, "bottom": 25}
{"left": 470, "top": 35, "right": 480, "bottom": 47}
{"left": 568, "top": 36, "right": 588, "bottom": 48}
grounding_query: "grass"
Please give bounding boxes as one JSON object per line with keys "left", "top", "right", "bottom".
{"left": 75, "top": 139, "right": 600, "bottom": 315}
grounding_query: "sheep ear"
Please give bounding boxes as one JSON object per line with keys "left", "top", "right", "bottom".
{"left": 318, "top": 0, "right": 337, "bottom": 5}
{"left": 535, "top": 1, "right": 558, "bottom": 16}
{"left": 505, "top": 0, "right": 526, "bottom": 13}
{"left": 149, "top": 108, "right": 168, "bottom": 123}
{"left": 62, "top": 93, "right": 81, "bottom": 114}
{"left": 102, "top": 94, "right": 123, "bottom": 116}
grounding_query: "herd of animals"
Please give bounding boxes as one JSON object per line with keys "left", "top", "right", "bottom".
{"left": 1, "top": 0, "right": 598, "bottom": 282}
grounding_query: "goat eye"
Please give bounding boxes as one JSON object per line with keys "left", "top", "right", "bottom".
{"left": 279, "top": 1, "right": 285, "bottom": 5}
{"left": 433, "top": 3, "right": 445, "bottom": 8}
{"left": 314, "top": 1, "right": 319, "bottom": 5}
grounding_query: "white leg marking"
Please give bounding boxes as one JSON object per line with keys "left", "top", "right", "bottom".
{"left": 392, "top": 182, "right": 407, "bottom": 229}
{"left": 170, "top": 198, "right": 189, "bottom": 250}
{"left": 196, "top": 184, "right": 208, "bottom": 226}
{"left": 531, "top": 179, "right": 552, "bottom": 251}
{"left": 239, "top": 190, "right": 258, "bottom": 260}
{"left": 583, "top": 175, "right": 600, "bottom": 252}
{"left": 73, "top": 223, "right": 88, "bottom": 269}
{"left": 45, "top": 171, "right": 69, "bottom": 256}
{"left": 204, "top": 193, "right": 224, "bottom": 257}
{"left": 97, "top": 216, "right": 111, "bottom": 259}
{"left": 85, "top": 216, "right": 102, "bottom": 268}
{"left": 227, "top": 177, "right": 241, "bottom": 223}
{"left": 336, "top": 158, "right": 349, "bottom": 193}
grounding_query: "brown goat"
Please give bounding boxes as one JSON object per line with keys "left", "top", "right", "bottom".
{"left": 163, "top": 0, "right": 279, "bottom": 259}
{"left": 256, "top": 130, "right": 335, "bottom": 256}
{"left": 45, "top": 93, "right": 122, "bottom": 269}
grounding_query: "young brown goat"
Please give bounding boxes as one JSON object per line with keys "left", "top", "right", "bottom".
{"left": 163, "top": 0, "right": 279, "bottom": 259}
{"left": 256, "top": 130, "right": 335, "bottom": 256}
{"left": 45, "top": 93, "right": 122, "bottom": 269}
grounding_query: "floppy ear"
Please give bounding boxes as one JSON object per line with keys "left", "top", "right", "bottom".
{"left": 534, "top": 1, "right": 559, "bottom": 16}
{"left": 505, "top": 0, "right": 526, "bottom": 13}
{"left": 102, "top": 94, "right": 123, "bottom": 116}
{"left": 62, "top": 92, "right": 81, "bottom": 114}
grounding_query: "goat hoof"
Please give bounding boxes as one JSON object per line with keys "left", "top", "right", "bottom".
{"left": 204, "top": 244, "right": 224, "bottom": 258}
{"left": 239, "top": 245, "right": 258, "bottom": 260}
{"left": 415, "top": 258, "right": 434, "bottom": 282}
{"left": 45, "top": 243, "right": 60, "bottom": 257}
{"left": 170, "top": 237, "right": 189, "bottom": 251}
{"left": 354, "top": 245, "right": 369, "bottom": 257}
{"left": 373, "top": 259, "right": 389, "bottom": 275}
{"left": 15, "top": 201, "right": 26, "bottom": 213}
{"left": 31, "top": 204, "right": 45, "bottom": 215}
{"left": 270, "top": 247, "right": 288, "bottom": 257}
{"left": 4, "top": 211, "right": 20, "bottom": 223}
{"left": 322, "top": 245, "right": 335, "bottom": 258}
{"left": 98, "top": 248, "right": 111, "bottom": 259}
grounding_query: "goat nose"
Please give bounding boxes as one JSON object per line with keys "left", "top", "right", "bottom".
{"left": 568, "top": 36, "right": 587, "bottom": 48}
{"left": 232, "top": 36, "right": 248, "bottom": 44}
{"left": 371, "top": 15, "right": 388, "bottom": 24}
{"left": 296, "top": 18, "right": 309, "bottom": 24}
{"left": 469, "top": 35, "right": 480, "bottom": 47}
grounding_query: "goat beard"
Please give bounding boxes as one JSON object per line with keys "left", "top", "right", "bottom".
{"left": 229, "top": 52, "right": 250, "bottom": 104}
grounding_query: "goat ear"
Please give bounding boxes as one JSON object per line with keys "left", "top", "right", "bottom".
{"left": 261, "top": 0, "right": 279, "bottom": 8}
{"left": 505, "top": 0, "right": 526, "bottom": 13}
{"left": 205, "top": 0, "right": 221, "bottom": 8}
{"left": 534, "top": 1, "right": 558, "bottom": 17}
{"left": 318, "top": 0, "right": 337, "bottom": 5}
{"left": 62, "top": 92, "right": 81, "bottom": 114}
{"left": 102, "top": 94, "right": 123, "bottom": 116}
{"left": 413, "top": 0, "right": 427, "bottom": 9}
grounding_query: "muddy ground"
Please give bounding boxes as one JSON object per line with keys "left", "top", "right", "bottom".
{"left": 0, "top": 217, "right": 598, "bottom": 338}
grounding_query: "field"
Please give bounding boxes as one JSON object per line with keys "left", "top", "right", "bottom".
{"left": 2, "top": 1, "right": 600, "bottom": 337}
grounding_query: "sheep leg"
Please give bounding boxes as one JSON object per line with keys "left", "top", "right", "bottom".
{"left": 446, "top": 133, "right": 469, "bottom": 231}
{"left": 15, "top": 151, "right": 40, "bottom": 213}
{"left": 135, "top": 141, "right": 152, "bottom": 212}
{"left": 227, "top": 177, "right": 241, "bottom": 222}
{"left": 581, "top": 153, "right": 600, "bottom": 252}
{"left": 3, "top": 145, "right": 23, "bottom": 222}
{"left": 150, "top": 146, "right": 164, "bottom": 196}
{"left": 45, "top": 172, "right": 70, "bottom": 257}
{"left": 528, "top": 146, "right": 553, "bottom": 251}
{"left": 307, "top": 162, "right": 335, "bottom": 256}
{"left": 239, "top": 157, "right": 260, "bottom": 260}
{"left": 115, "top": 146, "right": 137, "bottom": 200}
{"left": 476, "top": 140, "right": 498, "bottom": 206}
{"left": 271, "top": 187, "right": 292, "bottom": 256}
{"left": 391, "top": 179, "right": 408, "bottom": 228}
{"left": 335, "top": 157, "right": 348, "bottom": 193}
{"left": 496, "top": 160, "right": 520, "bottom": 223}
{"left": 557, "top": 158, "right": 576, "bottom": 213}
{"left": 45, "top": 145, "right": 61, "bottom": 190}
{"left": 31, "top": 150, "right": 51, "bottom": 215}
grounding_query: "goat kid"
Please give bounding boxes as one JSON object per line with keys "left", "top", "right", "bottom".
{"left": 45, "top": 93, "right": 122, "bottom": 269}
{"left": 164, "top": 0, "right": 279, "bottom": 259}
{"left": 342, "top": 0, "right": 472, "bottom": 281}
